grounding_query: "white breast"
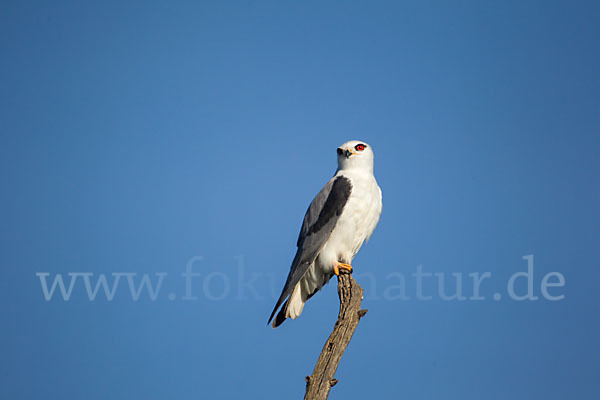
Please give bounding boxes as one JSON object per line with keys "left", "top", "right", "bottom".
{"left": 315, "top": 170, "right": 382, "bottom": 273}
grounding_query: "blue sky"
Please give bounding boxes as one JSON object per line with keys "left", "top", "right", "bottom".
{"left": 1, "top": 1, "right": 599, "bottom": 399}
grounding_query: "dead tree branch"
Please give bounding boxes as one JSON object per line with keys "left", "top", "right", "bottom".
{"left": 304, "top": 272, "right": 367, "bottom": 400}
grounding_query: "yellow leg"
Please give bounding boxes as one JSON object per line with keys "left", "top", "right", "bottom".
{"left": 334, "top": 262, "right": 353, "bottom": 276}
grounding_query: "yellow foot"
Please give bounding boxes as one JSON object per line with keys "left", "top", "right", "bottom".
{"left": 334, "top": 262, "right": 353, "bottom": 276}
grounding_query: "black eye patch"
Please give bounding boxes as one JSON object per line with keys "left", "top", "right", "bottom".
{"left": 354, "top": 144, "right": 366, "bottom": 151}
{"left": 337, "top": 148, "right": 344, "bottom": 155}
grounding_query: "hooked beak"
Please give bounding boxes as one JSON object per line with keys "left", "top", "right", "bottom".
{"left": 337, "top": 148, "right": 354, "bottom": 158}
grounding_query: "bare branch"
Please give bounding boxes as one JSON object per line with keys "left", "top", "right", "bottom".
{"left": 304, "top": 272, "right": 367, "bottom": 400}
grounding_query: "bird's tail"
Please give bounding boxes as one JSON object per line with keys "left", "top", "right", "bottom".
{"left": 272, "top": 284, "right": 306, "bottom": 328}
{"left": 271, "top": 265, "right": 335, "bottom": 328}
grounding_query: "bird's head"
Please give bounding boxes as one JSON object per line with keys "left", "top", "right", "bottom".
{"left": 336, "top": 140, "right": 374, "bottom": 172}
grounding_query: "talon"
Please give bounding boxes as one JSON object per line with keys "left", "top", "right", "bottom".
{"left": 334, "top": 262, "right": 353, "bottom": 275}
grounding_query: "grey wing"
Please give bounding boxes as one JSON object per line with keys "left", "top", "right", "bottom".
{"left": 268, "top": 175, "right": 352, "bottom": 324}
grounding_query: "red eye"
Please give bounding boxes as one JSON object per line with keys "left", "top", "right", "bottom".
{"left": 355, "top": 144, "right": 365, "bottom": 151}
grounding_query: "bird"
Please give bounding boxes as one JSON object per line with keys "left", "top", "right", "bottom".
{"left": 269, "top": 140, "right": 382, "bottom": 328}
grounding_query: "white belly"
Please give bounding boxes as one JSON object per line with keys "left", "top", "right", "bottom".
{"left": 316, "top": 170, "right": 382, "bottom": 273}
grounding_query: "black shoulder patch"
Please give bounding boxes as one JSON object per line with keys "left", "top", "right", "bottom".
{"left": 306, "top": 176, "right": 352, "bottom": 237}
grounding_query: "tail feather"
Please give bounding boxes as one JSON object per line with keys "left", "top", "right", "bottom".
{"left": 269, "top": 264, "right": 332, "bottom": 328}
{"left": 271, "top": 285, "right": 306, "bottom": 328}
{"left": 286, "top": 284, "right": 306, "bottom": 319}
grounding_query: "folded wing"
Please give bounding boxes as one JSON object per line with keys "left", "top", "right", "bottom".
{"left": 268, "top": 175, "right": 352, "bottom": 326}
